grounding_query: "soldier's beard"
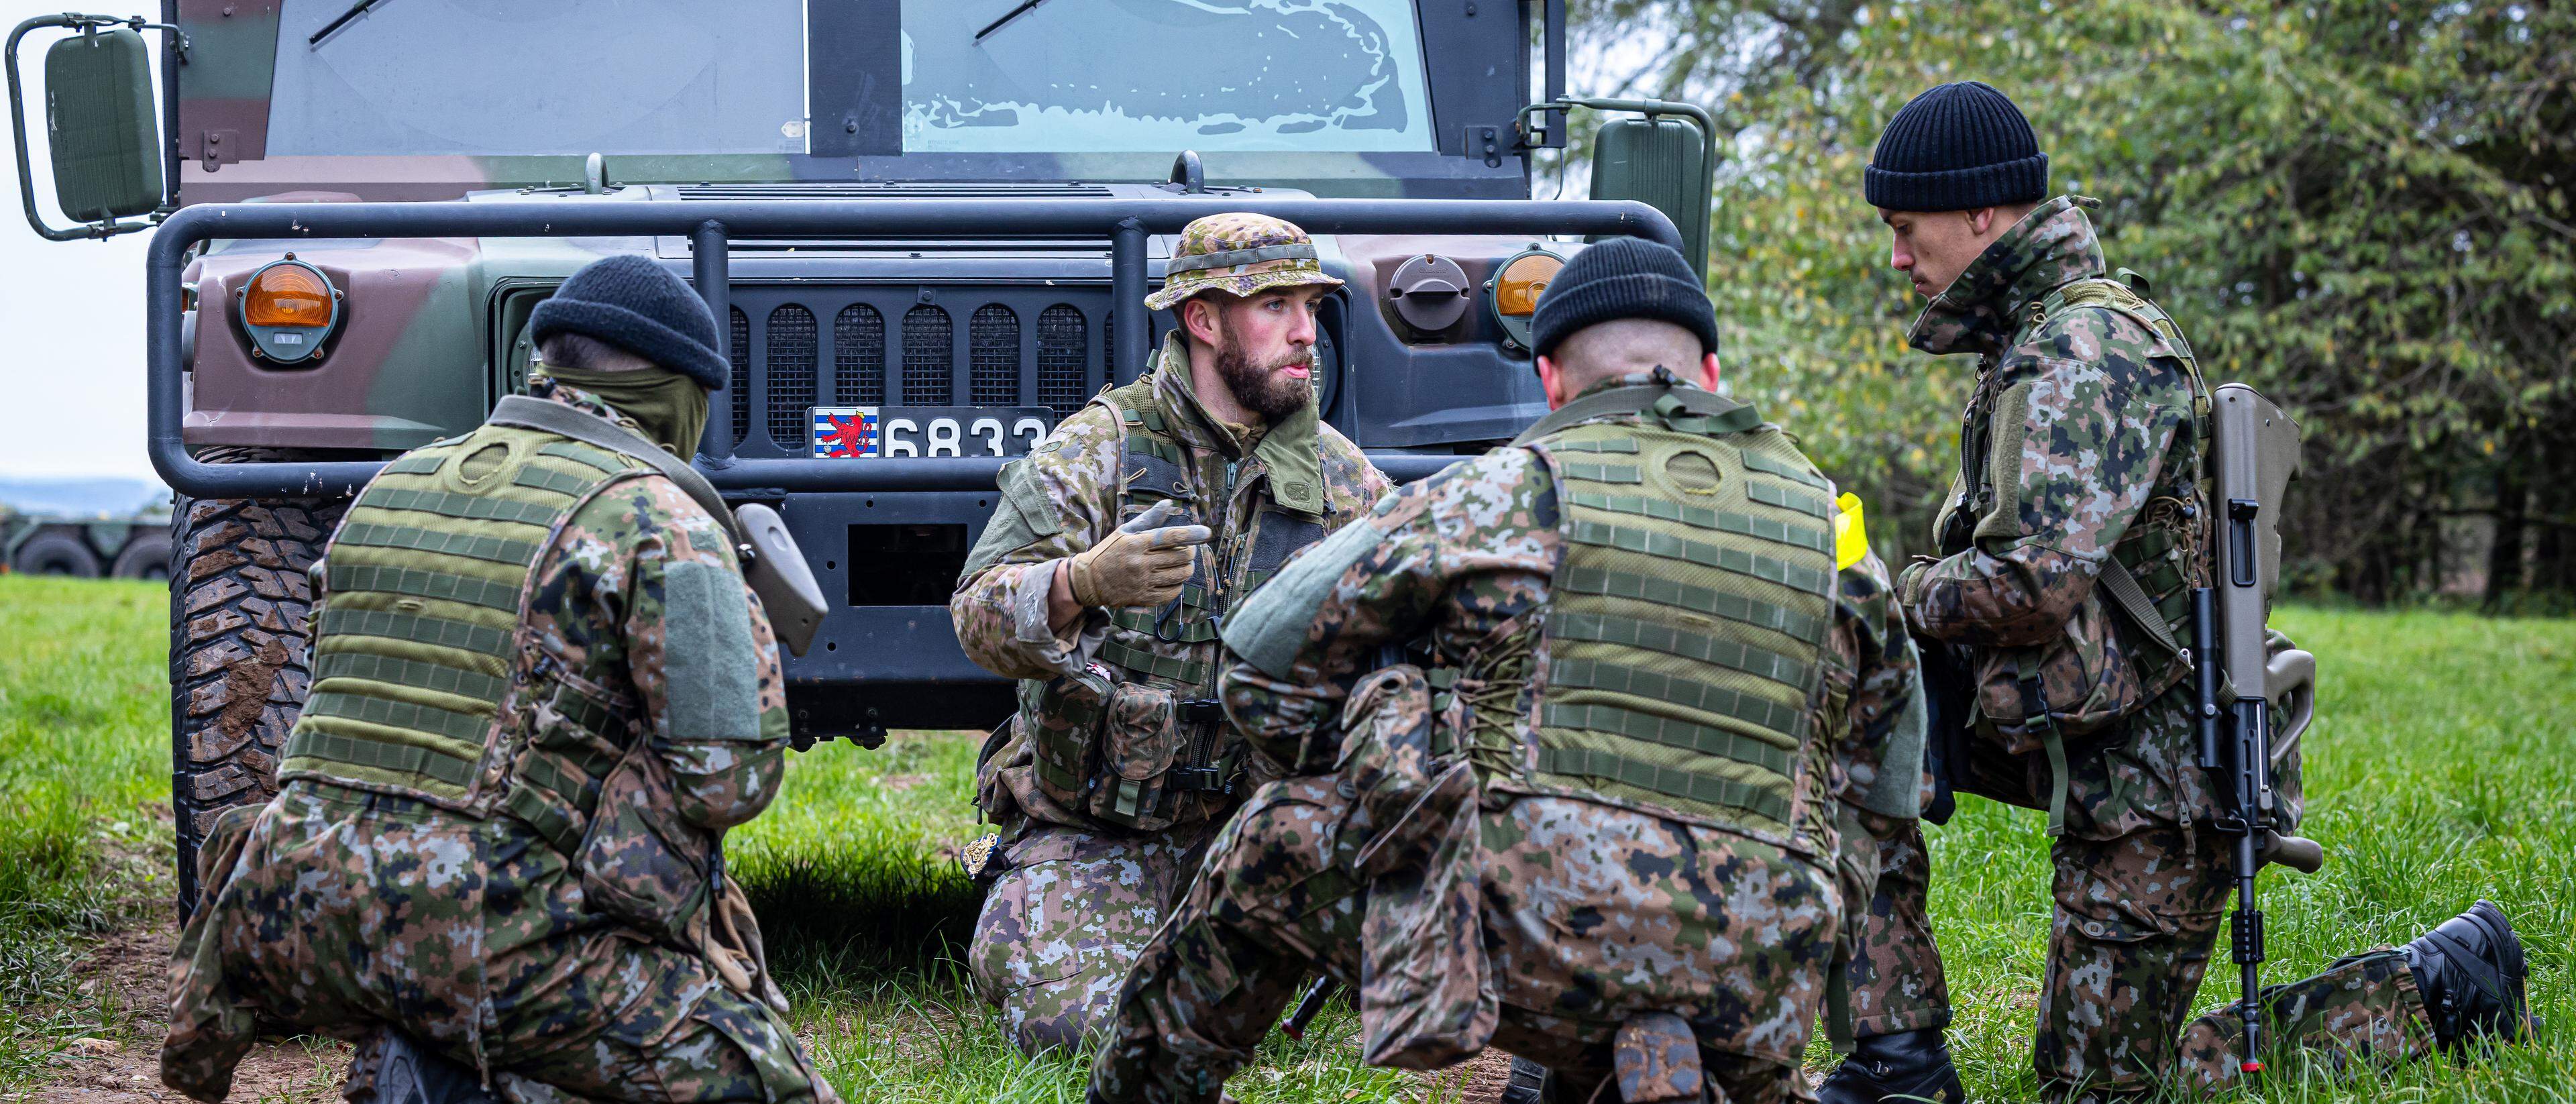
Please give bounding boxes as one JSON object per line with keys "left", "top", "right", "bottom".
{"left": 1214, "top": 329, "right": 1314, "bottom": 422}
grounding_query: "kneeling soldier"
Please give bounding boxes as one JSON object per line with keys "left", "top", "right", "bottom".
{"left": 164, "top": 256, "right": 835, "bottom": 1104}
{"left": 1089, "top": 237, "right": 1928, "bottom": 1103}
{"left": 951, "top": 213, "right": 1393, "bottom": 1054}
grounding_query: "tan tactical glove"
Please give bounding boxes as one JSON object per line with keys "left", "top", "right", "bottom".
{"left": 1065, "top": 499, "right": 1211, "bottom": 610}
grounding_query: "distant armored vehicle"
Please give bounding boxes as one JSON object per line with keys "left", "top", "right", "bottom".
{"left": 9, "top": 1, "right": 1715, "bottom": 903}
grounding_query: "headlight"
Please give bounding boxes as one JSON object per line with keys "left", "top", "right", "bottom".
{"left": 1486, "top": 248, "right": 1564, "bottom": 352}
{"left": 235, "top": 256, "right": 341, "bottom": 364}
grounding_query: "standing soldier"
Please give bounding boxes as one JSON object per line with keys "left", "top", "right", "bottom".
{"left": 1088, "top": 237, "right": 1929, "bottom": 1103}
{"left": 951, "top": 213, "right": 1393, "bottom": 1054}
{"left": 1824, "top": 80, "right": 2532, "bottom": 1103}
{"left": 162, "top": 256, "right": 836, "bottom": 1103}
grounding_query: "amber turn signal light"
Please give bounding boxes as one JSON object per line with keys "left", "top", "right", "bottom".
{"left": 243, "top": 263, "right": 332, "bottom": 327}
{"left": 1485, "top": 247, "right": 1564, "bottom": 353}
{"left": 235, "top": 256, "right": 341, "bottom": 364}
{"left": 1492, "top": 251, "right": 1562, "bottom": 317}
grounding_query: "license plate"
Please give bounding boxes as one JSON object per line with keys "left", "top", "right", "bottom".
{"left": 810, "top": 406, "right": 1055, "bottom": 458}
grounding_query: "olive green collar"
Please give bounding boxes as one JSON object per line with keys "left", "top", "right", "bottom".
{"left": 1149, "top": 333, "right": 1324, "bottom": 515}
{"left": 1513, "top": 370, "right": 1760, "bottom": 445}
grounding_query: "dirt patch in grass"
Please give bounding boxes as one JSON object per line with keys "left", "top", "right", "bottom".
{"left": 23, "top": 903, "right": 349, "bottom": 1104}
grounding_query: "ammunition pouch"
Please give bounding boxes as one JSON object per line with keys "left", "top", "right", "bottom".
{"left": 1331, "top": 664, "right": 1497, "bottom": 1068}
{"left": 574, "top": 743, "right": 713, "bottom": 950}
{"left": 1018, "top": 664, "right": 1234, "bottom": 832}
{"left": 1966, "top": 591, "right": 2147, "bottom": 752}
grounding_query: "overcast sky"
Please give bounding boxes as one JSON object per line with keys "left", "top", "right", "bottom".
{"left": 0, "top": 0, "right": 162, "bottom": 480}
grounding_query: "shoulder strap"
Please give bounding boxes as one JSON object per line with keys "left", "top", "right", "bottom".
{"left": 2098, "top": 557, "right": 2183, "bottom": 658}
{"left": 486, "top": 395, "right": 739, "bottom": 543}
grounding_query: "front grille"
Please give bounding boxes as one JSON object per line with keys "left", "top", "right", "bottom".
{"left": 835, "top": 305, "right": 885, "bottom": 405}
{"left": 969, "top": 305, "right": 1018, "bottom": 406}
{"left": 1037, "top": 306, "right": 1088, "bottom": 417}
{"left": 697, "top": 287, "right": 1135, "bottom": 458}
{"left": 729, "top": 307, "right": 751, "bottom": 447}
{"left": 902, "top": 306, "right": 953, "bottom": 404}
{"left": 767, "top": 305, "right": 817, "bottom": 449}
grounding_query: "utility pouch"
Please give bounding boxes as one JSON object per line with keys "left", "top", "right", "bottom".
{"left": 1091, "top": 681, "right": 1187, "bottom": 830}
{"left": 1026, "top": 664, "right": 1116, "bottom": 813}
{"left": 1333, "top": 665, "right": 1473, "bottom": 880}
{"left": 1968, "top": 592, "right": 2145, "bottom": 751}
{"left": 574, "top": 747, "right": 712, "bottom": 950}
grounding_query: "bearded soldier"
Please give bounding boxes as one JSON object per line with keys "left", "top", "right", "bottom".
{"left": 162, "top": 256, "right": 833, "bottom": 1104}
{"left": 1822, "top": 80, "right": 2532, "bottom": 1103}
{"left": 1089, "top": 237, "right": 1928, "bottom": 1104}
{"left": 951, "top": 212, "right": 1393, "bottom": 1054}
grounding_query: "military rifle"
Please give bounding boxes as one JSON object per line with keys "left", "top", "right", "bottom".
{"left": 2190, "top": 384, "right": 2322, "bottom": 1077}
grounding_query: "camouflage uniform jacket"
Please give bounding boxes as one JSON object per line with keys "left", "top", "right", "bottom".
{"left": 163, "top": 380, "right": 792, "bottom": 1095}
{"left": 953, "top": 333, "right": 1391, "bottom": 832}
{"left": 1900, "top": 196, "right": 2208, "bottom": 746}
{"left": 1222, "top": 375, "right": 1921, "bottom": 869}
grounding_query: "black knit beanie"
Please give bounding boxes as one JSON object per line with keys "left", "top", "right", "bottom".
{"left": 1864, "top": 81, "right": 2048, "bottom": 212}
{"left": 528, "top": 255, "right": 728, "bottom": 390}
{"left": 1528, "top": 236, "right": 1717, "bottom": 361}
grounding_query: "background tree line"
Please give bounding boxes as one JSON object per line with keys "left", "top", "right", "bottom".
{"left": 1562, "top": 0, "right": 2573, "bottom": 608}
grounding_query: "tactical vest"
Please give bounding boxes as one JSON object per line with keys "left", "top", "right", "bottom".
{"left": 1024, "top": 376, "right": 1328, "bottom": 828}
{"left": 1520, "top": 392, "right": 1841, "bottom": 836}
{"left": 282, "top": 421, "right": 654, "bottom": 847}
{"left": 2028, "top": 272, "right": 2212, "bottom": 697}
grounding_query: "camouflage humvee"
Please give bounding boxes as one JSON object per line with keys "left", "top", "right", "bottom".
{"left": 9, "top": 1, "right": 1715, "bottom": 905}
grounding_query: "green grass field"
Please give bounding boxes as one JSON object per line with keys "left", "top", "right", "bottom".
{"left": 1, "top": 573, "right": 2569, "bottom": 1101}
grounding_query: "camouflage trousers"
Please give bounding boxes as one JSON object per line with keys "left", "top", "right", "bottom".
{"left": 163, "top": 784, "right": 834, "bottom": 1104}
{"left": 1089, "top": 775, "right": 1837, "bottom": 1104}
{"left": 1844, "top": 707, "right": 2428, "bottom": 1099}
{"left": 967, "top": 818, "right": 1222, "bottom": 1054}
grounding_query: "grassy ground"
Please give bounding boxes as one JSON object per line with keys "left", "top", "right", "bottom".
{"left": 0, "top": 575, "right": 2568, "bottom": 1100}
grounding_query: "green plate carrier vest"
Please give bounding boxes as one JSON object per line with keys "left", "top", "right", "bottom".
{"left": 281, "top": 421, "right": 653, "bottom": 833}
{"left": 1525, "top": 390, "right": 1841, "bottom": 835}
{"left": 1026, "top": 376, "right": 1328, "bottom": 825}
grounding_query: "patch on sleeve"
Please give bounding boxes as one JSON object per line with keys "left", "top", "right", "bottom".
{"left": 662, "top": 560, "right": 763, "bottom": 742}
{"left": 1861, "top": 634, "right": 1929, "bottom": 819}
{"left": 1221, "top": 515, "right": 1391, "bottom": 680}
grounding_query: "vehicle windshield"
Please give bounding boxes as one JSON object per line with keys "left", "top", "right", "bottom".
{"left": 261, "top": 0, "right": 1434, "bottom": 158}
{"left": 902, "top": 0, "right": 1434, "bottom": 154}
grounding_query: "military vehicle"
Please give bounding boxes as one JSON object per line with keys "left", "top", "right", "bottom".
{"left": 9, "top": 1, "right": 1715, "bottom": 902}
{"left": 4, "top": 504, "right": 174, "bottom": 578}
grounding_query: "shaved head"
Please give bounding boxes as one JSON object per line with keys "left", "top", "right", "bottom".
{"left": 1548, "top": 319, "right": 1708, "bottom": 390}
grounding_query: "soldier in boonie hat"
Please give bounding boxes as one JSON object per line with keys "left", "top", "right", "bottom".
{"left": 1143, "top": 212, "right": 1343, "bottom": 310}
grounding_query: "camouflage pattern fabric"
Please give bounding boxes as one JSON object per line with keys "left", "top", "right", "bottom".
{"left": 164, "top": 382, "right": 834, "bottom": 1104}
{"left": 1089, "top": 380, "right": 1923, "bottom": 1103}
{"left": 1862, "top": 198, "right": 2426, "bottom": 1098}
{"left": 1141, "top": 213, "right": 1344, "bottom": 311}
{"left": 951, "top": 337, "right": 1387, "bottom": 1055}
{"left": 1896, "top": 195, "right": 2198, "bottom": 747}
{"left": 966, "top": 818, "right": 1220, "bottom": 1054}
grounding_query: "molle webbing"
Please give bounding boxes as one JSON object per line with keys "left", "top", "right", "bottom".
{"left": 1530, "top": 411, "right": 1837, "bottom": 832}
{"left": 283, "top": 424, "right": 643, "bottom": 808}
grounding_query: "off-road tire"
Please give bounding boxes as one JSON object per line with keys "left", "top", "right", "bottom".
{"left": 11, "top": 529, "right": 103, "bottom": 577}
{"left": 111, "top": 532, "right": 173, "bottom": 580}
{"left": 170, "top": 448, "right": 349, "bottom": 916}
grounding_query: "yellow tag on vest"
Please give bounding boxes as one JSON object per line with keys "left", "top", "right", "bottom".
{"left": 1834, "top": 492, "right": 1870, "bottom": 571}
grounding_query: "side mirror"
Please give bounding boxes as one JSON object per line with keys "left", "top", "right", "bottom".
{"left": 1585, "top": 105, "right": 1713, "bottom": 282}
{"left": 7, "top": 14, "right": 176, "bottom": 241}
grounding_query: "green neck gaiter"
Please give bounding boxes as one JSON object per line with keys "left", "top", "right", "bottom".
{"left": 533, "top": 364, "right": 710, "bottom": 457}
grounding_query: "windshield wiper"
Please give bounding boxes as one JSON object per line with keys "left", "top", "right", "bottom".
{"left": 308, "top": 0, "right": 395, "bottom": 46}
{"left": 973, "top": 0, "right": 1051, "bottom": 42}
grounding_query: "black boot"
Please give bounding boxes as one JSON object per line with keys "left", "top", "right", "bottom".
{"left": 2402, "top": 899, "right": 2534, "bottom": 1052}
{"left": 1815, "top": 1028, "right": 1964, "bottom": 1104}
{"left": 1497, "top": 1056, "right": 1552, "bottom": 1104}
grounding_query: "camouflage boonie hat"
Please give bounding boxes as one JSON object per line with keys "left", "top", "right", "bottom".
{"left": 1143, "top": 212, "right": 1343, "bottom": 311}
